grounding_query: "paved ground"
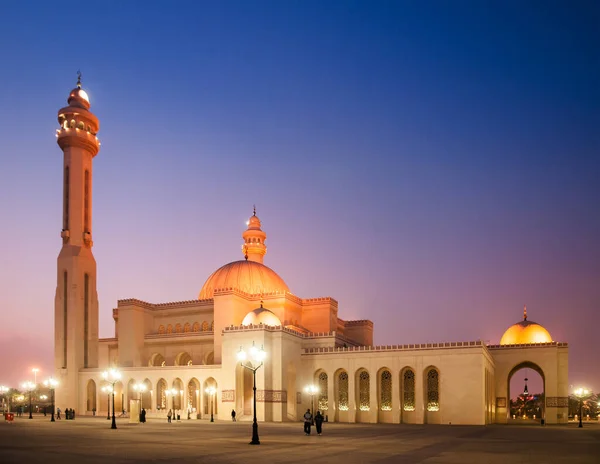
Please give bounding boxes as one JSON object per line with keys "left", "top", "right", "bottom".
{"left": 0, "top": 415, "right": 598, "bottom": 463}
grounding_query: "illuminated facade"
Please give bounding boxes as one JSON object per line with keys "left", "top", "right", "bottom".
{"left": 54, "top": 80, "right": 569, "bottom": 425}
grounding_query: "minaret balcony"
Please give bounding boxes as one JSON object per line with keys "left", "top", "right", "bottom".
{"left": 56, "top": 127, "right": 100, "bottom": 156}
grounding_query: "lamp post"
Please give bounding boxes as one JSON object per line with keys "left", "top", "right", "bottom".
{"left": 0, "top": 386, "right": 9, "bottom": 413}
{"left": 43, "top": 377, "right": 58, "bottom": 422}
{"left": 573, "top": 387, "right": 590, "bottom": 428}
{"left": 205, "top": 386, "right": 216, "bottom": 422}
{"left": 22, "top": 381, "right": 35, "bottom": 419}
{"left": 237, "top": 342, "right": 266, "bottom": 445}
{"left": 304, "top": 384, "right": 319, "bottom": 424}
{"left": 102, "top": 369, "right": 121, "bottom": 429}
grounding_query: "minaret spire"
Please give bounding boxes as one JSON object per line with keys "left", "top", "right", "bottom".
{"left": 241, "top": 207, "right": 267, "bottom": 264}
{"left": 77, "top": 70, "right": 82, "bottom": 89}
{"left": 523, "top": 305, "right": 527, "bottom": 321}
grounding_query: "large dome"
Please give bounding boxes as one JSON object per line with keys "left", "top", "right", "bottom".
{"left": 500, "top": 306, "right": 552, "bottom": 345}
{"left": 198, "top": 260, "right": 290, "bottom": 299}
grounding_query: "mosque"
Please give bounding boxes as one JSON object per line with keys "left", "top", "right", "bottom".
{"left": 54, "top": 79, "right": 569, "bottom": 425}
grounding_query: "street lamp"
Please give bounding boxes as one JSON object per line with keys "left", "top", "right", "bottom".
{"left": 237, "top": 342, "right": 266, "bottom": 445}
{"left": 102, "top": 368, "right": 121, "bottom": 429}
{"left": 573, "top": 387, "right": 590, "bottom": 428}
{"left": 21, "top": 381, "right": 35, "bottom": 419}
{"left": 0, "top": 386, "right": 9, "bottom": 413}
{"left": 205, "top": 386, "right": 216, "bottom": 422}
{"left": 42, "top": 378, "right": 58, "bottom": 422}
{"left": 304, "top": 384, "right": 319, "bottom": 424}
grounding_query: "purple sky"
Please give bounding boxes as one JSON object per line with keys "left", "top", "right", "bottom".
{"left": 0, "top": 1, "right": 598, "bottom": 398}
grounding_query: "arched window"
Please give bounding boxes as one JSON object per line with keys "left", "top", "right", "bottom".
{"left": 158, "top": 325, "right": 165, "bottom": 335}
{"left": 403, "top": 369, "right": 415, "bottom": 411}
{"left": 192, "top": 322, "right": 200, "bottom": 332}
{"left": 359, "top": 371, "right": 370, "bottom": 411}
{"left": 201, "top": 321, "right": 209, "bottom": 332}
{"left": 338, "top": 372, "right": 349, "bottom": 411}
{"left": 63, "top": 166, "right": 69, "bottom": 230}
{"left": 166, "top": 324, "right": 173, "bottom": 334}
{"left": 427, "top": 369, "right": 439, "bottom": 411}
{"left": 175, "top": 323, "right": 182, "bottom": 333}
{"left": 380, "top": 370, "right": 392, "bottom": 411}
{"left": 318, "top": 372, "right": 328, "bottom": 411}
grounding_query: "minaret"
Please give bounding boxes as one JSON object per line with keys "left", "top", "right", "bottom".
{"left": 54, "top": 74, "right": 101, "bottom": 411}
{"left": 241, "top": 206, "right": 267, "bottom": 263}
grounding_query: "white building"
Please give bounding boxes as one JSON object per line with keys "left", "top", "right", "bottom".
{"left": 54, "top": 79, "right": 569, "bottom": 425}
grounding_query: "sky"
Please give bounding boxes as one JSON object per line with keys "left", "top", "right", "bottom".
{"left": 0, "top": 1, "right": 598, "bottom": 398}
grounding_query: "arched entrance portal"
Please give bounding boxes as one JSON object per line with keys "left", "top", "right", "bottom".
{"left": 507, "top": 361, "right": 545, "bottom": 423}
{"left": 235, "top": 364, "right": 254, "bottom": 418}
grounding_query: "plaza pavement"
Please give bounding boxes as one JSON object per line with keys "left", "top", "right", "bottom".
{"left": 0, "top": 415, "right": 598, "bottom": 464}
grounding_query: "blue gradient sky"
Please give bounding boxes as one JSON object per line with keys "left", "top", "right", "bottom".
{"left": 0, "top": 1, "right": 598, "bottom": 397}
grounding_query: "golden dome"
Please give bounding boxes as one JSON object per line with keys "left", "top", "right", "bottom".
{"left": 242, "top": 305, "right": 281, "bottom": 326}
{"left": 198, "top": 260, "right": 290, "bottom": 299}
{"left": 500, "top": 306, "right": 552, "bottom": 345}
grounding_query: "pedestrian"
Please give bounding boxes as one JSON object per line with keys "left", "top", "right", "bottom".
{"left": 315, "top": 411, "right": 324, "bottom": 435}
{"left": 303, "top": 409, "right": 313, "bottom": 435}
{"left": 56, "top": 408, "right": 61, "bottom": 420}
{"left": 141, "top": 408, "right": 146, "bottom": 423}
{"left": 43, "top": 406, "right": 47, "bottom": 417}
{"left": 65, "top": 408, "right": 70, "bottom": 420}
{"left": 72, "top": 409, "right": 75, "bottom": 420}
{"left": 167, "top": 409, "right": 172, "bottom": 423}
{"left": 92, "top": 407, "right": 96, "bottom": 416}
{"left": 231, "top": 409, "right": 236, "bottom": 422}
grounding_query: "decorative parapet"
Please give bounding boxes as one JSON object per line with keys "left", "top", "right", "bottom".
{"left": 301, "top": 296, "right": 339, "bottom": 308}
{"left": 487, "top": 342, "right": 568, "bottom": 349}
{"left": 303, "top": 340, "right": 484, "bottom": 354}
{"left": 117, "top": 297, "right": 214, "bottom": 311}
{"left": 145, "top": 332, "right": 213, "bottom": 340}
{"left": 222, "top": 324, "right": 363, "bottom": 346}
{"left": 344, "top": 319, "right": 373, "bottom": 328}
{"left": 212, "top": 287, "right": 303, "bottom": 304}
{"left": 546, "top": 397, "right": 569, "bottom": 408}
{"left": 222, "top": 390, "right": 235, "bottom": 402}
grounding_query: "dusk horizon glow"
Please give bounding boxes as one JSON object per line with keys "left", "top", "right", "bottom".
{"left": 0, "top": 1, "right": 598, "bottom": 399}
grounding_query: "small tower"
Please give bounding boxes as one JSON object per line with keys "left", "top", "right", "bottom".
{"left": 241, "top": 207, "right": 267, "bottom": 264}
{"left": 54, "top": 74, "right": 101, "bottom": 411}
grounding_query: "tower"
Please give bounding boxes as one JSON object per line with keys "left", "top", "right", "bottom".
{"left": 54, "top": 75, "right": 101, "bottom": 410}
{"left": 241, "top": 207, "right": 267, "bottom": 263}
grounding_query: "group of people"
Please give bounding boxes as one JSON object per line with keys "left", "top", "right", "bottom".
{"left": 303, "top": 409, "right": 325, "bottom": 435}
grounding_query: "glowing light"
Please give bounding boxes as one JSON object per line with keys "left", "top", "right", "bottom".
{"left": 79, "top": 89, "right": 89, "bottom": 102}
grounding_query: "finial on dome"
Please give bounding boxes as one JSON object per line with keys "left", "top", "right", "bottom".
{"left": 523, "top": 305, "right": 527, "bottom": 321}
{"left": 77, "top": 70, "right": 82, "bottom": 89}
{"left": 253, "top": 204, "right": 256, "bottom": 216}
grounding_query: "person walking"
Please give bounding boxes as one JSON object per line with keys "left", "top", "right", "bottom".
{"left": 141, "top": 408, "right": 146, "bottom": 423}
{"left": 303, "top": 409, "right": 313, "bottom": 435}
{"left": 56, "top": 408, "right": 61, "bottom": 420}
{"left": 315, "top": 411, "right": 324, "bottom": 435}
{"left": 167, "top": 409, "right": 172, "bottom": 423}
{"left": 231, "top": 409, "right": 236, "bottom": 422}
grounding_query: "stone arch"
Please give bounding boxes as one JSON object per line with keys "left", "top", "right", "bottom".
{"left": 156, "top": 378, "right": 167, "bottom": 410}
{"left": 86, "top": 379, "right": 96, "bottom": 412}
{"left": 142, "top": 378, "right": 152, "bottom": 410}
{"left": 192, "top": 322, "right": 200, "bottom": 332}
{"left": 201, "top": 321, "right": 209, "bottom": 331}
{"left": 148, "top": 352, "right": 166, "bottom": 367}
{"left": 507, "top": 361, "right": 545, "bottom": 423}
{"left": 188, "top": 377, "right": 200, "bottom": 416}
{"left": 236, "top": 363, "right": 254, "bottom": 418}
{"left": 175, "top": 323, "right": 182, "bottom": 333}
{"left": 316, "top": 369, "right": 328, "bottom": 414}
{"left": 166, "top": 324, "right": 173, "bottom": 334}
{"left": 172, "top": 378, "right": 184, "bottom": 411}
{"left": 113, "top": 381, "right": 124, "bottom": 414}
{"left": 126, "top": 378, "right": 136, "bottom": 412}
{"left": 334, "top": 368, "right": 349, "bottom": 423}
{"left": 400, "top": 366, "right": 416, "bottom": 424}
{"left": 204, "top": 351, "right": 214, "bottom": 365}
{"left": 377, "top": 367, "right": 392, "bottom": 423}
{"left": 203, "top": 377, "right": 218, "bottom": 417}
{"left": 423, "top": 366, "right": 440, "bottom": 424}
{"left": 158, "top": 324, "right": 165, "bottom": 334}
{"left": 175, "top": 352, "right": 192, "bottom": 366}
{"left": 184, "top": 322, "right": 191, "bottom": 333}
{"left": 355, "top": 368, "right": 371, "bottom": 423}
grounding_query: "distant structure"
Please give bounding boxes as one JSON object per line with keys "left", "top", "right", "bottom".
{"left": 54, "top": 80, "right": 568, "bottom": 425}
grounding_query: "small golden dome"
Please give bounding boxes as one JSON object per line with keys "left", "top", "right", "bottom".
{"left": 500, "top": 306, "right": 552, "bottom": 345}
{"left": 198, "top": 260, "right": 290, "bottom": 299}
{"left": 242, "top": 305, "right": 281, "bottom": 326}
